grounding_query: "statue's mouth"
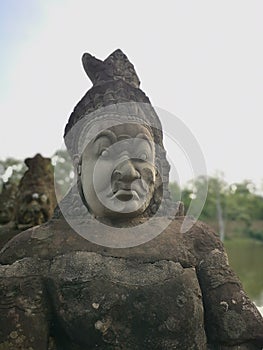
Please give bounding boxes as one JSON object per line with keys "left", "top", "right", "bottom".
{"left": 107, "top": 180, "right": 147, "bottom": 203}
{"left": 113, "top": 189, "right": 140, "bottom": 202}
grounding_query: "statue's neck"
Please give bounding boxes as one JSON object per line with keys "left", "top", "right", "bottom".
{"left": 93, "top": 215, "right": 148, "bottom": 228}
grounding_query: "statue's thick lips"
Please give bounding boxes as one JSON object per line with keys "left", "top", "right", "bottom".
{"left": 113, "top": 189, "right": 140, "bottom": 201}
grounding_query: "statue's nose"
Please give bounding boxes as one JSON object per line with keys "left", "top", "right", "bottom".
{"left": 113, "top": 159, "right": 140, "bottom": 183}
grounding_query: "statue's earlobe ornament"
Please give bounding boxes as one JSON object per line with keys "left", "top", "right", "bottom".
{"left": 73, "top": 155, "right": 82, "bottom": 177}
{"left": 77, "top": 163, "right": 82, "bottom": 177}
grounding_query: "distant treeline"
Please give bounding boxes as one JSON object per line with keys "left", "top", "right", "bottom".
{"left": 1, "top": 152, "right": 263, "bottom": 240}
{"left": 169, "top": 175, "right": 263, "bottom": 241}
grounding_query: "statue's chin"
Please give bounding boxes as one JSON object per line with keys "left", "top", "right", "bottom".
{"left": 83, "top": 185, "right": 154, "bottom": 221}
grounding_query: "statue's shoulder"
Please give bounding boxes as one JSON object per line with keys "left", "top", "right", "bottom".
{"left": 0, "top": 223, "right": 46, "bottom": 265}
{"left": 167, "top": 215, "right": 219, "bottom": 239}
{"left": 165, "top": 216, "right": 224, "bottom": 260}
{"left": 0, "top": 219, "right": 62, "bottom": 265}
{"left": 0, "top": 216, "right": 98, "bottom": 265}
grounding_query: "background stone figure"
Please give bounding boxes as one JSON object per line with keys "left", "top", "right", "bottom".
{"left": 15, "top": 153, "right": 57, "bottom": 230}
{"left": 0, "top": 154, "right": 57, "bottom": 249}
{"left": 0, "top": 50, "right": 262, "bottom": 350}
{"left": 0, "top": 181, "right": 17, "bottom": 225}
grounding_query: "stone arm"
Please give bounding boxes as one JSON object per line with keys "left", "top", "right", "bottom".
{"left": 0, "top": 259, "right": 54, "bottom": 349}
{"left": 193, "top": 223, "right": 263, "bottom": 349}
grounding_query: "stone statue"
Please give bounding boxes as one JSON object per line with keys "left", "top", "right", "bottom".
{"left": 0, "top": 154, "right": 57, "bottom": 249}
{"left": 0, "top": 181, "right": 17, "bottom": 225}
{"left": 0, "top": 50, "right": 262, "bottom": 350}
{"left": 14, "top": 153, "right": 57, "bottom": 230}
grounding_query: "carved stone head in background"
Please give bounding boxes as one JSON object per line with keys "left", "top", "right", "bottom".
{"left": 15, "top": 154, "right": 57, "bottom": 229}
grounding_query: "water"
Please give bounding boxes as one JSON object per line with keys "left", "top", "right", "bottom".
{"left": 224, "top": 239, "right": 263, "bottom": 314}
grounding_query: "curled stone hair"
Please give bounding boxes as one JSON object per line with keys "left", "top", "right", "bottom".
{"left": 63, "top": 49, "right": 181, "bottom": 218}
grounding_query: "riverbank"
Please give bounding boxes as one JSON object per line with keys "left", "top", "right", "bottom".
{"left": 203, "top": 219, "right": 263, "bottom": 240}
{"left": 222, "top": 238, "right": 263, "bottom": 314}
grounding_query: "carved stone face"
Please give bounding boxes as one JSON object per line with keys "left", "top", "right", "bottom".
{"left": 81, "top": 123, "right": 156, "bottom": 219}
{"left": 16, "top": 191, "right": 51, "bottom": 229}
{"left": 14, "top": 154, "right": 57, "bottom": 229}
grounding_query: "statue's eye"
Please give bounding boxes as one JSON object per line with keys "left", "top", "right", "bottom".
{"left": 138, "top": 152, "right": 148, "bottom": 161}
{"left": 40, "top": 194, "right": 48, "bottom": 203}
{"left": 99, "top": 149, "right": 109, "bottom": 158}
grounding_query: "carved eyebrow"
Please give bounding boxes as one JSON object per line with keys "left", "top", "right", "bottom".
{"left": 93, "top": 130, "right": 117, "bottom": 144}
{"left": 134, "top": 133, "right": 154, "bottom": 149}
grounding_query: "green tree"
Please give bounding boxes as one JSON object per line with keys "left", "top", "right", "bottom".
{"left": 170, "top": 174, "right": 227, "bottom": 240}
{"left": 225, "top": 180, "right": 263, "bottom": 240}
{"left": 0, "top": 158, "right": 27, "bottom": 193}
{"left": 52, "top": 149, "right": 74, "bottom": 200}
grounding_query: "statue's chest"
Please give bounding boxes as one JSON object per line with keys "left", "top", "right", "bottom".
{"left": 47, "top": 252, "right": 207, "bottom": 349}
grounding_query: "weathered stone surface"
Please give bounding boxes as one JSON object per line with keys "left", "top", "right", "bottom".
{"left": 0, "top": 242, "right": 206, "bottom": 349}
{"left": 0, "top": 216, "right": 263, "bottom": 349}
{"left": 47, "top": 252, "right": 206, "bottom": 349}
{"left": 0, "top": 259, "right": 50, "bottom": 350}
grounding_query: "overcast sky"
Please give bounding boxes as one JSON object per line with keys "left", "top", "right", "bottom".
{"left": 0, "top": 0, "right": 262, "bottom": 187}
